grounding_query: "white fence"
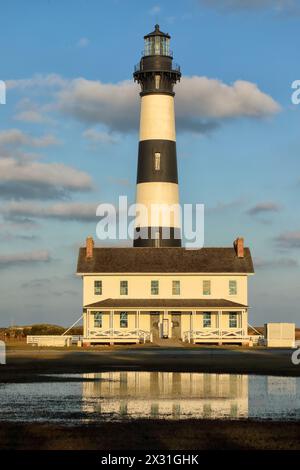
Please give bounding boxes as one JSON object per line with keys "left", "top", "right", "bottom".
{"left": 183, "top": 328, "right": 247, "bottom": 343}
{"left": 87, "top": 329, "right": 152, "bottom": 343}
{"left": 27, "top": 335, "right": 73, "bottom": 347}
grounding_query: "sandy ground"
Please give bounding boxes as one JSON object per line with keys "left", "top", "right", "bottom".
{"left": 0, "top": 420, "right": 299, "bottom": 450}
{"left": 0, "top": 343, "right": 299, "bottom": 383}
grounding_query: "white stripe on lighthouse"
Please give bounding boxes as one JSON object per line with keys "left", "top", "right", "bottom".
{"left": 135, "top": 182, "right": 180, "bottom": 228}
{"left": 139, "top": 94, "right": 176, "bottom": 142}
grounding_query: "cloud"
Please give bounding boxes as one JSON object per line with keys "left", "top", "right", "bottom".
{"left": 57, "top": 76, "right": 280, "bottom": 134}
{"left": 14, "top": 99, "right": 53, "bottom": 124}
{"left": 0, "top": 129, "right": 60, "bottom": 149}
{"left": 0, "top": 231, "right": 39, "bottom": 242}
{"left": 77, "top": 37, "right": 90, "bottom": 48}
{"left": 275, "top": 231, "right": 300, "bottom": 249}
{"left": 6, "top": 73, "right": 280, "bottom": 135}
{"left": 177, "top": 76, "right": 280, "bottom": 120}
{"left": 6, "top": 74, "right": 67, "bottom": 90}
{"left": 198, "top": 0, "right": 300, "bottom": 14}
{"left": 0, "top": 250, "right": 50, "bottom": 268}
{"left": 247, "top": 201, "right": 281, "bottom": 215}
{"left": 254, "top": 256, "right": 299, "bottom": 269}
{"left": 0, "top": 158, "right": 93, "bottom": 200}
{"left": 58, "top": 78, "right": 139, "bottom": 131}
{"left": 14, "top": 110, "right": 47, "bottom": 123}
{"left": 83, "top": 128, "right": 119, "bottom": 145}
{"left": 2, "top": 201, "right": 99, "bottom": 222}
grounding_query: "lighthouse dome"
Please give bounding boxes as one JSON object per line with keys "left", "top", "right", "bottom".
{"left": 143, "top": 24, "right": 171, "bottom": 57}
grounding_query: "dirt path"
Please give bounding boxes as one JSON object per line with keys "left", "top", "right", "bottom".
{"left": 1, "top": 345, "right": 299, "bottom": 382}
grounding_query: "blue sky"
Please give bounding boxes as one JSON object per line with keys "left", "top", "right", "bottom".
{"left": 0, "top": 0, "right": 299, "bottom": 327}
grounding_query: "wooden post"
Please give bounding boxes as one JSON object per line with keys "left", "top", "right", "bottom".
{"left": 191, "top": 310, "right": 196, "bottom": 344}
{"left": 110, "top": 310, "right": 114, "bottom": 346}
{"left": 218, "top": 310, "right": 222, "bottom": 346}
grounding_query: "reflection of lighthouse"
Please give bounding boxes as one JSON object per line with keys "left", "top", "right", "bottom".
{"left": 82, "top": 372, "right": 249, "bottom": 420}
{"left": 133, "top": 25, "right": 181, "bottom": 247}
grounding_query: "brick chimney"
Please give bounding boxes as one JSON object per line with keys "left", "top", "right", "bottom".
{"left": 234, "top": 237, "right": 244, "bottom": 258}
{"left": 86, "top": 236, "right": 94, "bottom": 259}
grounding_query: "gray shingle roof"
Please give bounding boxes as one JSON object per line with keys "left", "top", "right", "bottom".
{"left": 77, "top": 247, "right": 254, "bottom": 274}
{"left": 85, "top": 298, "right": 247, "bottom": 309}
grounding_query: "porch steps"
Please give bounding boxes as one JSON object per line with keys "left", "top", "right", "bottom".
{"left": 152, "top": 338, "right": 185, "bottom": 348}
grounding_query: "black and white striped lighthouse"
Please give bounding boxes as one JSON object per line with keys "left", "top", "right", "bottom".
{"left": 133, "top": 25, "right": 181, "bottom": 247}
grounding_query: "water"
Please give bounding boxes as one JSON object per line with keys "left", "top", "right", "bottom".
{"left": 0, "top": 372, "right": 299, "bottom": 423}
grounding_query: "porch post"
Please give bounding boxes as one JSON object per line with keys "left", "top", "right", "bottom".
{"left": 87, "top": 310, "right": 90, "bottom": 338}
{"left": 110, "top": 310, "right": 114, "bottom": 346}
{"left": 192, "top": 310, "right": 196, "bottom": 344}
{"left": 218, "top": 310, "right": 222, "bottom": 345}
{"left": 84, "top": 310, "right": 87, "bottom": 338}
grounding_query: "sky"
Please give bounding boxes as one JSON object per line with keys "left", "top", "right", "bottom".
{"left": 0, "top": 0, "right": 299, "bottom": 327}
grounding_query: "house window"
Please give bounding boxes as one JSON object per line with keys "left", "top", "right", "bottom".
{"left": 94, "top": 280, "right": 102, "bottom": 295}
{"left": 151, "top": 280, "right": 159, "bottom": 295}
{"left": 94, "top": 312, "right": 103, "bottom": 328}
{"left": 155, "top": 74, "right": 161, "bottom": 89}
{"left": 120, "top": 311, "right": 128, "bottom": 328}
{"left": 229, "top": 280, "right": 237, "bottom": 295}
{"left": 154, "top": 152, "right": 161, "bottom": 171}
{"left": 203, "top": 280, "right": 211, "bottom": 295}
{"left": 229, "top": 312, "right": 237, "bottom": 328}
{"left": 203, "top": 312, "right": 211, "bottom": 328}
{"left": 120, "top": 280, "right": 128, "bottom": 295}
{"left": 172, "top": 280, "right": 180, "bottom": 295}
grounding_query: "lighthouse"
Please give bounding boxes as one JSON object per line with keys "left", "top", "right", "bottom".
{"left": 77, "top": 25, "right": 254, "bottom": 347}
{"left": 133, "top": 25, "right": 181, "bottom": 247}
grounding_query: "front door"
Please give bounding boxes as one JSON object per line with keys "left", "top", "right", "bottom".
{"left": 162, "top": 318, "right": 169, "bottom": 338}
{"left": 172, "top": 313, "right": 181, "bottom": 339}
{"left": 150, "top": 312, "right": 160, "bottom": 341}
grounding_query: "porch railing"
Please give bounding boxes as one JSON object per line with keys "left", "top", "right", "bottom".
{"left": 183, "top": 328, "right": 247, "bottom": 343}
{"left": 88, "top": 329, "right": 152, "bottom": 343}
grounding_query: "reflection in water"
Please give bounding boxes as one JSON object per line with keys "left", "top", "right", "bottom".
{"left": 82, "top": 372, "right": 249, "bottom": 420}
{"left": 0, "top": 372, "right": 299, "bottom": 423}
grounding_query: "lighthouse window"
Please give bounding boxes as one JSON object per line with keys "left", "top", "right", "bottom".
{"left": 155, "top": 36, "right": 161, "bottom": 55}
{"left": 155, "top": 74, "right": 160, "bottom": 89}
{"left": 154, "top": 152, "right": 161, "bottom": 171}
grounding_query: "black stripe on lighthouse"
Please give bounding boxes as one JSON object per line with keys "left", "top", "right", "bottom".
{"left": 134, "top": 227, "right": 181, "bottom": 247}
{"left": 137, "top": 140, "right": 178, "bottom": 184}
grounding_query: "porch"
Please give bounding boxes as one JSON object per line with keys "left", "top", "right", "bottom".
{"left": 83, "top": 298, "right": 249, "bottom": 345}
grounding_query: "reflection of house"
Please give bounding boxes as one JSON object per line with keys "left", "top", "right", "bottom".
{"left": 77, "top": 25, "right": 254, "bottom": 346}
{"left": 81, "top": 372, "right": 249, "bottom": 420}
